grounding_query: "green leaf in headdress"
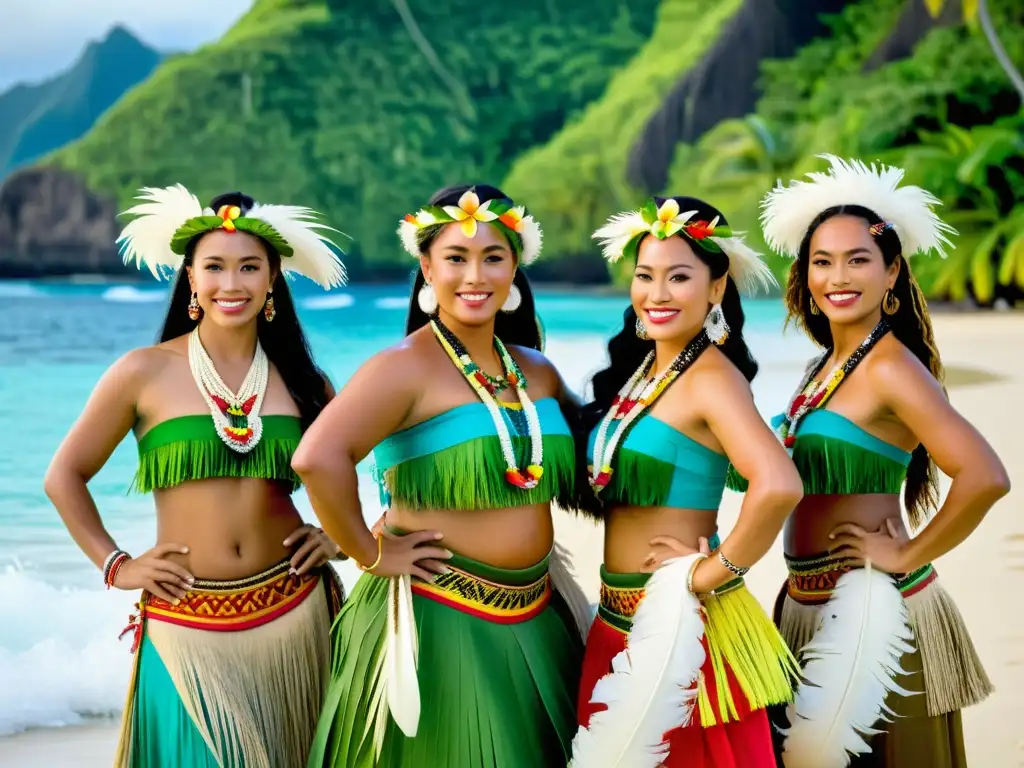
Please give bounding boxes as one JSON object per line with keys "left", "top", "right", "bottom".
{"left": 640, "top": 199, "right": 658, "bottom": 226}
{"left": 622, "top": 233, "right": 645, "bottom": 264}
{"left": 170, "top": 216, "right": 223, "bottom": 255}
{"left": 236, "top": 217, "right": 293, "bottom": 257}
{"left": 170, "top": 215, "right": 294, "bottom": 257}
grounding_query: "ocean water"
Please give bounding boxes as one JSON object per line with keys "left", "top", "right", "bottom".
{"left": 0, "top": 278, "right": 816, "bottom": 737}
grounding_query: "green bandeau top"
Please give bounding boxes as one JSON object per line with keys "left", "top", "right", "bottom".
{"left": 726, "top": 410, "right": 912, "bottom": 495}
{"left": 587, "top": 416, "right": 729, "bottom": 511}
{"left": 132, "top": 414, "right": 303, "bottom": 493}
{"left": 371, "top": 397, "right": 575, "bottom": 511}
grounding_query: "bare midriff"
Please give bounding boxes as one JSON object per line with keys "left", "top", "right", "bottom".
{"left": 153, "top": 476, "right": 304, "bottom": 580}
{"left": 604, "top": 505, "right": 719, "bottom": 574}
{"left": 387, "top": 503, "right": 554, "bottom": 570}
{"left": 784, "top": 493, "right": 907, "bottom": 556}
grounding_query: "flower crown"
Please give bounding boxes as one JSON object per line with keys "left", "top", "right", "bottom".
{"left": 397, "top": 189, "right": 543, "bottom": 265}
{"left": 760, "top": 154, "right": 956, "bottom": 259}
{"left": 592, "top": 197, "right": 777, "bottom": 295}
{"left": 117, "top": 184, "right": 347, "bottom": 289}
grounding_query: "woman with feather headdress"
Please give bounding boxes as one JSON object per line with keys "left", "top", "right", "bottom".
{"left": 295, "top": 183, "right": 589, "bottom": 768}
{"left": 43, "top": 187, "right": 348, "bottom": 767}
{"left": 569, "top": 195, "right": 803, "bottom": 768}
{"left": 752, "top": 155, "right": 1005, "bottom": 767}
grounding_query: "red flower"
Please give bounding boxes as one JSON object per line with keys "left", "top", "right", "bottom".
{"left": 685, "top": 220, "right": 714, "bottom": 240}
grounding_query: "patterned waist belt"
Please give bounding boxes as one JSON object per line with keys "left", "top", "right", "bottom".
{"left": 598, "top": 573, "right": 744, "bottom": 633}
{"left": 121, "top": 560, "right": 321, "bottom": 650}
{"left": 785, "top": 554, "right": 937, "bottom": 605}
{"left": 411, "top": 562, "right": 551, "bottom": 624}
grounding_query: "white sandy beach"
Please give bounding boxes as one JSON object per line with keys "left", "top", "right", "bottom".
{"left": 2, "top": 311, "right": 1023, "bottom": 767}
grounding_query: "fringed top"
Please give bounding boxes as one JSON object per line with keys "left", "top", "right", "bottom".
{"left": 372, "top": 397, "right": 575, "bottom": 511}
{"left": 132, "top": 414, "right": 303, "bottom": 493}
{"left": 726, "top": 410, "right": 911, "bottom": 494}
{"left": 586, "top": 416, "right": 729, "bottom": 513}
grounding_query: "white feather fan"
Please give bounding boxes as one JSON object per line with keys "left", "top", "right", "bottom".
{"left": 761, "top": 154, "right": 957, "bottom": 260}
{"left": 247, "top": 202, "right": 347, "bottom": 289}
{"left": 117, "top": 185, "right": 204, "bottom": 279}
{"left": 570, "top": 554, "right": 707, "bottom": 768}
{"left": 781, "top": 566, "right": 917, "bottom": 768}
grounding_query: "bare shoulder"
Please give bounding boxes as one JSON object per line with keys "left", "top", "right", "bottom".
{"left": 107, "top": 343, "right": 178, "bottom": 389}
{"left": 689, "top": 346, "right": 751, "bottom": 401}
{"left": 507, "top": 344, "right": 561, "bottom": 397}
{"left": 863, "top": 334, "right": 933, "bottom": 389}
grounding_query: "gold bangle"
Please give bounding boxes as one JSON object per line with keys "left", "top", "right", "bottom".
{"left": 357, "top": 536, "right": 383, "bottom": 573}
{"left": 686, "top": 553, "right": 708, "bottom": 595}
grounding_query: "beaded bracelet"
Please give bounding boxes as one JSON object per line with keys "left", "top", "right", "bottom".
{"left": 718, "top": 550, "right": 749, "bottom": 578}
{"left": 357, "top": 536, "right": 383, "bottom": 573}
{"left": 103, "top": 549, "right": 131, "bottom": 589}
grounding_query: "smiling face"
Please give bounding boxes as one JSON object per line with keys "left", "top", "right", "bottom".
{"left": 630, "top": 234, "right": 725, "bottom": 342}
{"left": 806, "top": 215, "right": 899, "bottom": 326}
{"left": 187, "top": 230, "right": 276, "bottom": 328}
{"left": 420, "top": 220, "right": 517, "bottom": 329}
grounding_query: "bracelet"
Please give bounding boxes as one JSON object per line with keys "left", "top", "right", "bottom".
{"left": 103, "top": 549, "right": 131, "bottom": 589}
{"left": 718, "top": 550, "right": 749, "bottom": 578}
{"left": 357, "top": 536, "right": 383, "bottom": 573}
{"left": 686, "top": 553, "right": 708, "bottom": 595}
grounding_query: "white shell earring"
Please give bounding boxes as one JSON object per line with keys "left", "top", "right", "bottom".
{"left": 501, "top": 284, "right": 522, "bottom": 313}
{"left": 635, "top": 316, "right": 650, "bottom": 340}
{"left": 417, "top": 282, "right": 438, "bottom": 314}
{"left": 704, "top": 303, "right": 730, "bottom": 345}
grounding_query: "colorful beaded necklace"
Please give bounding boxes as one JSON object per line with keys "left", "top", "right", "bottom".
{"left": 777, "top": 318, "right": 891, "bottom": 448}
{"left": 187, "top": 327, "right": 269, "bottom": 453}
{"left": 430, "top": 318, "right": 544, "bottom": 489}
{"left": 589, "top": 330, "right": 710, "bottom": 492}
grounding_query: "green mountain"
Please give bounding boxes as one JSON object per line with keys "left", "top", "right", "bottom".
{"left": 47, "top": 0, "right": 663, "bottom": 278}
{"left": 0, "top": 26, "right": 161, "bottom": 178}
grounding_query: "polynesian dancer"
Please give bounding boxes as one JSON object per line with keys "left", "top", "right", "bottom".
{"left": 294, "top": 184, "right": 591, "bottom": 768}
{"left": 570, "top": 196, "right": 803, "bottom": 768}
{"left": 755, "top": 155, "right": 1006, "bottom": 767}
{"left": 44, "top": 187, "right": 348, "bottom": 768}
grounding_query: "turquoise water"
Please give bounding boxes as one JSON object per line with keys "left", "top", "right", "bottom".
{"left": 0, "top": 277, "right": 812, "bottom": 736}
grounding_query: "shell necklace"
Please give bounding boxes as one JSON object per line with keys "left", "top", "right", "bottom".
{"left": 589, "top": 330, "right": 710, "bottom": 492}
{"left": 188, "top": 327, "right": 269, "bottom": 453}
{"left": 430, "top": 318, "right": 544, "bottom": 489}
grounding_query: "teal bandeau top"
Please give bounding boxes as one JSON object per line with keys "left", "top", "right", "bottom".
{"left": 727, "top": 410, "right": 911, "bottom": 495}
{"left": 372, "top": 397, "right": 576, "bottom": 511}
{"left": 587, "top": 415, "right": 729, "bottom": 511}
{"left": 132, "top": 414, "right": 303, "bottom": 493}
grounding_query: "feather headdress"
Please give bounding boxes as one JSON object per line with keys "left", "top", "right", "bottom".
{"left": 592, "top": 197, "right": 777, "bottom": 295}
{"left": 781, "top": 566, "right": 917, "bottom": 768}
{"left": 569, "top": 554, "right": 707, "bottom": 768}
{"left": 397, "top": 188, "right": 544, "bottom": 265}
{"left": 760, "top": 154, "right": 956, "bottom": 260}
{"left": 116, "top": 184, "right": 347, "bottom": 289}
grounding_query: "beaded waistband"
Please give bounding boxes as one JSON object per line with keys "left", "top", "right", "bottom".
{"left": 785, "top": 552, "right": 936, "bottom": 605}
{"left": 411, "top": 561, "right": 551, "bottom": 623}
{"left": 598, "top": 570, "right": 743, "bottom": 632}
{"left": 141, "top": 559, "right": 321, "bottom": 632}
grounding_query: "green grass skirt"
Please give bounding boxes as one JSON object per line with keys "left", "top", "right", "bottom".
{"left": 307, "top": 551, "right": 583, "bottom": 767}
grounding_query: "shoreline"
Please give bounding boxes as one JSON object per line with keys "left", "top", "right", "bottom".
{"left": 2, "top": 312, "right": 1021, "bottom": 764}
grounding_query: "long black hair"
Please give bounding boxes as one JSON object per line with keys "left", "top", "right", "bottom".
{"left": 158, "top": 191, "right": 329, "bottom": 430}
{"left": 584, "top": 196, "right": 759, "bottom": 431}
{"left": 785, "top": 203, "right": 942, "bottom": 529}
{"left": 404, "top": 183, "right": 542, "bottom": 350}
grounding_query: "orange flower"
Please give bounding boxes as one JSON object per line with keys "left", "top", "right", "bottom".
{"left": 498, "top": 205, "right": 526, "bottom": 233}
{"left": 217, "top": 204, "right": 241, "bottom": 232}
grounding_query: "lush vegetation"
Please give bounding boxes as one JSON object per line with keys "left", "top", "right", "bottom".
{"left": 48, "top": 0, "right": 662, "bottom": 278}
{"left": 0, "top": 27, "right": 160, "bottom": 178}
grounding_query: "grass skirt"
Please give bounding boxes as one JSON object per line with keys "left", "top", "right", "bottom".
{"left": 114, "top": 560, "right": 344, "bottom": 768}
{"left": 771, "top": 553, "right": 993, "bottom": 767}
{"left": 308, "top": 549, "right": 583, "bottom": 767}
{"left": 576, "top": 567, "right": 798, "bottom": 768}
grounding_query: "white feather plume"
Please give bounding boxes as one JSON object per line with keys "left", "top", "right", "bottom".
{"left": 247, "top": 202, "right": 347, "bottom": 289}
{"left": 549, "top": 541, "right": 597, "bottom": 642}
{"left": 781, "top": 566, "right": 917, "bottom": 768}
{"left": 519, "top": 214, "right": 544, "bottom": 265}
{"left": 711, "top": 234, "right": 778, "bottom": 296}
{"left": 397, "top": 219, "right": 422, "bottom": 258}
{"left": 116, "top": 184, "right": 204, "bottom": 279}
{"left": 569, "top": 554, "right": 707, "bottom": 768}
{"left": 592, "top": 211, "right": 650, "bottom": 263}
{"left": 761, "top": 154, "right": 957, "bottom": 260}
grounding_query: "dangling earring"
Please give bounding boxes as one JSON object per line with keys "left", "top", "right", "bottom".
{"left": 635, "top": 316, "right": 650, "bottom": 340}
{"left": 704, "top": 303, "right": 730, "bottom": 346}
{"left": 188, "top": 292, "right": 202, "bottom": 321}
{"left": 501, "top": 284, "right": 522, "bottom": 313}
{"left": 417, "top": 282, "right": 438, "bottom": 314}
{"left": 809, "top": 296, "right": 820, "bottom": 316}
{"left": 882, "top": 289, "right": 900, "bottom": 315}
{"left": 263, "top": 292, "right": 276, "bottom": 322}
